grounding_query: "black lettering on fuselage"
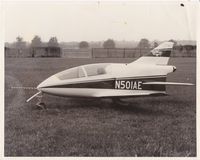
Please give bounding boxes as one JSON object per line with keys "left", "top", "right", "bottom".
{"left": 115, "top": 80, "right": 143, "bottom": 90}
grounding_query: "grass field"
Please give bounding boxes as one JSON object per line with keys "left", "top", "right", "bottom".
{"left": 5, "top": 57, "right": 196, "bottom": 156}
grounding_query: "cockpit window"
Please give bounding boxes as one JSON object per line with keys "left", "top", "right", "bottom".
{"left": 56, "top": 63, "right": 110, "bottom": 80}
{"left": 84, "top": 64, "right": 107, "bottom": 76}
{"left": 56, "top": 67, "right": 79, "bottom": 80}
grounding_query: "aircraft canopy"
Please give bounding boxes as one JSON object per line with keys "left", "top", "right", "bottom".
{"left": 55, "top": 63, "right": 110, "bottom": 80}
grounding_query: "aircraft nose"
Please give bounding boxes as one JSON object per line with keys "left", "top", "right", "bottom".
{"left": 37, "top": 81, "right": 47, "bottom": 90}
{"left": 37, "top": 75, "right": 59, "bottom": 90}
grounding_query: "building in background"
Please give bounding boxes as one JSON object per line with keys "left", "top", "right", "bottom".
{"left": 31, "top": 43, "right": 61, "bottom": 57}
{"left": 5, "top": 42, "right": 62, "bottom": 58}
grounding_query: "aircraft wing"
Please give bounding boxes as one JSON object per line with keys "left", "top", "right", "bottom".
{"left": 93, "top": 89, "right": 166, "bottom": 98}
{"left": 143, "top": 82, "right": 194, "bottom": 86}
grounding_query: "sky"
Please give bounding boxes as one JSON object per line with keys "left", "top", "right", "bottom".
{"left": 3, "top": 1, "right": 198, "bottom": 42}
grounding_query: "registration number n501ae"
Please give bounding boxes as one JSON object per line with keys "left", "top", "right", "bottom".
{"left": 115, "top": 80, "right": 142, "bottom": 90}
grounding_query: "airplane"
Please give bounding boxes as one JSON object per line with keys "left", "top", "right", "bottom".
{"left": 13, "top": 41, "right": 194, "bottom": 108}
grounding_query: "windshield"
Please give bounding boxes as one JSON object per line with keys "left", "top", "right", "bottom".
{"left": 56, "top": 67, "right": 79, "bottom": 80}
{"left": 84, "top": 63, "right": 109, "bottom": 76}
{"left": 55, "top": 63, "right": 110, "bottom": 80}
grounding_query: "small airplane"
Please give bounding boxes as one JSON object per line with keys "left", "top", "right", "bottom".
{"left": 13, "top": 41, "right": 194, "bottom": 108}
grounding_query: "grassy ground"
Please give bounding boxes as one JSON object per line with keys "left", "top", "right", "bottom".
{"left": 5, "top": 57, "right": 196, "bottom": 156}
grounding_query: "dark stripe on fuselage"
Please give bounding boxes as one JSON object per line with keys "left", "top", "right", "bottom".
{"left": 43, "top": 76, "right": 166, "bottom": 91}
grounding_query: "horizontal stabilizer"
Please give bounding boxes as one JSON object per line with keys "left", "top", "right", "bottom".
{"left": 143, "top": 82, "right": 194, "bottom": 86}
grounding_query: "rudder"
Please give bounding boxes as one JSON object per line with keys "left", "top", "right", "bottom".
{"left": 130, "top": 42, "right": 174, "bottom": 65}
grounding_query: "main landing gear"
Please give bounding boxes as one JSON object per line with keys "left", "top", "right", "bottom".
{"left": 112, "top": 98, "right": 129, "bottom": 106}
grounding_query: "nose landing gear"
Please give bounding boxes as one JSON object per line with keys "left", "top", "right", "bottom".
{"left": 26, "top": 91, "right": 46, "bottom": 109}
{"left": 36, "top": 92, "right": 46, "bottom": 109}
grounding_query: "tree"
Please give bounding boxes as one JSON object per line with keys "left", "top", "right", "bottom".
{"left": 16, "top": 36, "right": 23, "bottom": 42}
{"left": 103, "top": 39, "right": 115, "bottom": 48}
{"left": 79, "top": 41, "right": 89, "bottom": 49}
{"left": 168, "top": 39, "right": 177, "bottom": 46}
{"left": 137, "top": 38, "right": 150, "bottom": 49}
{"left": 31, "top": 35, "right": 42, "bottom": 47}
{"left": 15, "top": 36, "right": 26, "bottom": 49}
{"left": 48, "top": 37, "right": 59, "bottom": 47}
{"left": 153, "top": 41, "right": 159, "bottom": 48}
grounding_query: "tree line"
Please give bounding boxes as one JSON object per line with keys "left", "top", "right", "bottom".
{"left": 10, "top": 36, "right": 189, "bottom": 51}
{"left": 11, "top": 36, "right": 158, "bottom": 49}
{"left": 13, "top": 36, "right": 118, "bottom": 49}
{"left": 14, "top": 35, "right": 59, "bottom": 48}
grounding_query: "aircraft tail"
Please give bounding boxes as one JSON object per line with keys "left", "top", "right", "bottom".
{"left": 131, "top": 42, "right": 174, "bottom": 65}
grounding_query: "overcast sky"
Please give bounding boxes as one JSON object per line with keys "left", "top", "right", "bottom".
{"left": 4, "top": 1, "right": 198, "bottom": 42}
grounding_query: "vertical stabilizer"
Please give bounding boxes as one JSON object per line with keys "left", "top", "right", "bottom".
{"left": 130, "top": 42, "right": 174, "bottom": 65}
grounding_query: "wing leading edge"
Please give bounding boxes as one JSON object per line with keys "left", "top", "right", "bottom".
{"left": 93, "top": 81, "right": 194, "bottom": 98}
{"left": 143, "top": 82, "right": 194, "bottom": 86}
{"left": 93, "top": 89, "right": 167, "bottom": 98}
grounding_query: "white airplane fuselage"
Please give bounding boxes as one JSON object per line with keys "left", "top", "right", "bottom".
{"left": 37, "top": 62, "right": 176, "bottom": 98}
{"left": 24, "top": 41, "right": 194, "bottom": 104}
{"left": 24, "top": 42, "right": 193, "bottom": 104}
